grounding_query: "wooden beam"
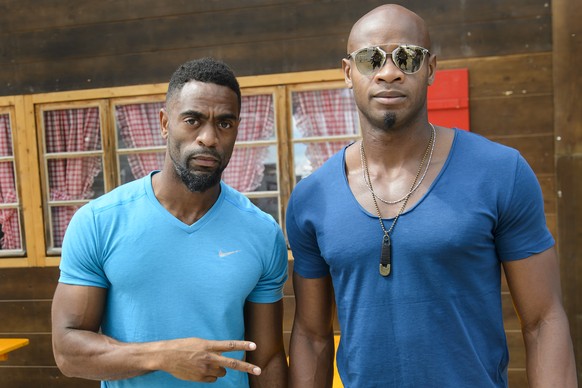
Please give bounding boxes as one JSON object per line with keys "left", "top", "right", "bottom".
{"left": 553, "top": 0, "right": 582, "bottom": 381}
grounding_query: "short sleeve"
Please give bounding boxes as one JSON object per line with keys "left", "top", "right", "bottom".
{"left": 495, "top": 154, "right": 555, "bottom": 261}
{"left": 246, "top": 226, "right": 288, "bottom": 303}
{"left": 286, "top": 190, "right": 330, "bottom": 278}
{"left": 59, "top": 204, "right": 109, "bottom": 288}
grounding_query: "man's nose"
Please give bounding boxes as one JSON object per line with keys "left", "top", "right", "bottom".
{"left": 196, "top": 123, "right": 218, "bottom": 147}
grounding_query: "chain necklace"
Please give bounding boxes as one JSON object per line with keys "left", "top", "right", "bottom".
{"left": 361, "top": 124, "right": 436, "bottom": 205}
{"left": 360, "top": 125, "right": 435, "bottom": 276}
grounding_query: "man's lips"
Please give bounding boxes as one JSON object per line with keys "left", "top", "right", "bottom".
{"left": 372, "top": 91, "right": 406, "bottom": 105}
{"left": 190, "top": 155, "right": 219, "bottom": 168}
{"left": 373, "top": 90, "right": 406, "bottom": 99}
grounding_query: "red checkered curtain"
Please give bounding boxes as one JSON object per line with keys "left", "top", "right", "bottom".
{"left": 0, "top": 114, "right": 20, "bottom": 250}
{"left": 222, "top": 95, "right": 274, "bottom": 192}
{"left": 293, "top": 89, "right": 359, "bottom": 169}
{"left": 115, "top": 102, "right": 166, "bottom": 180}
{"left": 44, "top": 108, "right": 102, "bottom": 247}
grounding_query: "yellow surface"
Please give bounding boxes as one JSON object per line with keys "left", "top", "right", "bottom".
{"left": 333, "top": 335, "right": 343, "bottom": 387}
{"left": 0, "top": 338, "right": 29, "bottom": 361}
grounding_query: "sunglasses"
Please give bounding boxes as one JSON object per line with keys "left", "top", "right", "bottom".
{"left": 347, "top": 44, "right": 430, "bottom": 75}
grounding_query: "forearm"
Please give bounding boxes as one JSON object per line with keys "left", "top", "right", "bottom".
{"left": 249, "top": 349, "right": 288, "bottom": 388}
{"left": 289, "top": 330, "right": 335, "bottom": 388}
{"left": 523, "top": 313, "right": 577, "bottom": 387}
{"left": 53, "top": 329, "right": 160, "bottom": 381}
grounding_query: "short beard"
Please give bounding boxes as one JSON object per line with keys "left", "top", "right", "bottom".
{"left": 175, "top": 162, "right": 223, "bottom": 193}
{"left": 383, "top": 112, "right": 396, "bottom": 130}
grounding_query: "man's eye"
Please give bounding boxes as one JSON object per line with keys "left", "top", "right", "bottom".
{"left": 218, "top": 121, "right": 233, "bottom": 129}
{"left": 185, "top": 118, "right": 199, "bottom": 126}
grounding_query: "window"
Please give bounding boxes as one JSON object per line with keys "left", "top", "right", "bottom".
{"left": 290, "top": 82, "right": 360, "bottom": 183}
{"left": 224, "top": 90, "right": 281, "bottom": 222}
{"left": 38, "top": 102, "right": 108, "bottom": 253}
{"left": 2, "top": 68, "right": 467, "bottom": 266}
{"left": 114, "top": 98, "right": 166, "bottom": 185}
{"left": 35, "top": 88, "right": 288, "bottom": 254}
{"left": 0, "top": 108, "right": 24, "bottom": 256}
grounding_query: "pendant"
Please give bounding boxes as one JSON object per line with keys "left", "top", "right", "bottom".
{"left": 379, "top": 234, "right": 391, "bottom": 276}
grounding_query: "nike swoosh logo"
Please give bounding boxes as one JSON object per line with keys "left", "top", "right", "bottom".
{"left": 218, "top": 249, "right": 241, "bottom": 258}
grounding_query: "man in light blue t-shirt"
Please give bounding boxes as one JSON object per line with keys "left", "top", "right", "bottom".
{"left": 51, "top": 58, "right": 288, "bottom": 387}
{"left": 287, "top": 4, "right": 576, "bottom": 388}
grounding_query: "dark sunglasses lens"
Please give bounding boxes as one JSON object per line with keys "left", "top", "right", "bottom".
{"left": 354, "top": 48, "right": 386, "bottom": 75}
{"left": 393, "top": 46, "right": 425, "bottom": 74}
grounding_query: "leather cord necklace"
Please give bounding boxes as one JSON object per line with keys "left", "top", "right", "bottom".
{"left": 362, "top": 124, "right": 436, "bottom": 204}
{"left": 360, "top": 125, "right": 436, "bottom": 276}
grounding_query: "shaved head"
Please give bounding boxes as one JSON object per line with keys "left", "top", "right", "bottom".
{"left": 347, "top": 4, "right": 431, "bottom": 54}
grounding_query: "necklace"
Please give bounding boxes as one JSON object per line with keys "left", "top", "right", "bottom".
{"left": 360, "top": 125, "right": 435, "bottom": 276}
{"left": 361, "top": 124, "right": 436, "bottom": 205}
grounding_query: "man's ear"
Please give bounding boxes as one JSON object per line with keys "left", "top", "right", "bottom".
{"left": 342, "top": 58, "right": 353, "bottom": 89}
{"left": 427, "top": 54, "right": 437, "bottom": 86}
{"left": 160, "top": 108, "right": 169, "bottom": 140}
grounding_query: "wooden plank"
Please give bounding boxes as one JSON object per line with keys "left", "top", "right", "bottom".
{"left": 0, "top": 0, "right": 551, "bottom": 34}
{"left": 0, "top": 267, "right": 60, "bottom": 299}
{"left": 0, "top": 301, "right": 52, "bottom": 332}
{"left": 538, "top": 175, "right": 557, "bottom": 215}
{"left": 0, "top": 334, "right": 51, "bottom": 366}
{"left": 2, "top": 4, "right": 550, "bottom": 64}
{"left": 553, "top": 0, "right": 582, "bottom": 378}
{"left": 470, "top": 95, "right": 553, "bottom": 138}
{"left": 556, "top": 156, "right": 582, "bottom": 377}
{"left": 0, "top": 367, "right": 98, "bottom": 388}
{"left": 439, "top": 53, "right": 552, "bottom": 99}
{"left": 0, "top": 2, "right": 552, "bottom": 96}
{"left": 0, "top": 0, "right": 301, "bottom": 32}
{"left": 487, "top": 134, "right": 554, "bottom": 176}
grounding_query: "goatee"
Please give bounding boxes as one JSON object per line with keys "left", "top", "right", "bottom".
{"left": 170, "top": 148, "right": 225, "bottom": 193}
{"left": 176, "top": 163, "right": 223, "bottom": 193}
{"left": 383, "top": 112, "right": 396, "bottom": 130}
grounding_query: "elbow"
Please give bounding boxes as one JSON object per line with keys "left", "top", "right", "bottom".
{"left": 53, "top": 350, "right": 76, "bottom": 377}
{"left": 52, "top": 341, "right": 81, "bottom": 378}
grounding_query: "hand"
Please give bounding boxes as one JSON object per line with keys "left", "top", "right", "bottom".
{"left": 157, "top": 338, "right": 261, "bottom": 383}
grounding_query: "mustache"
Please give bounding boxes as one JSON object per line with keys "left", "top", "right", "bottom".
{"left": 187, "top": 148, "right": 222, "bottom": 162}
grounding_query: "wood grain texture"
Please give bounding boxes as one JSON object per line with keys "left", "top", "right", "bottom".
{"left": 0, "top": 0, "right": 552, "bottom": 95}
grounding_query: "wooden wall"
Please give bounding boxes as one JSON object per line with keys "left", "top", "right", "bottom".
{"left": 0, "top": 0, "right": 550, "bottom": 95}
{"left": 1, "top": 0, "right": 580, "bottom": 386}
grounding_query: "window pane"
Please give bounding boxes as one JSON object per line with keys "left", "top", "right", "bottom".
{"left": 0, "top": 113, "right": 24, "bottom": 255}
{"left": 0, "top": 114, "right": 14, "bottom": 157}
{"left": 115, "top": 102, "right": 166, "bottom": 149}
{"left": 48, "top": 157, "right": 104, "bottom": 201}
{"left": 223, "top": 145, "right": 277, "bottom": 193}
{"left": 0, "top": 161, "right": 16, "bottom": 203}
{"left": 294, "top": 140, "right": 352, "bottom": 182}
{"left": 291, "top": 88, "right": 359, "bottom": 139}
{"left": 240, "top": 94, "right": 276, "bottom": 141}
{"left": 44, "top": 107, "right": 102, "bottom": 153}
{"left": 0, "top": 208, "right": 22, "bottom": 250}
{"left": 119, "top": 152, "right": 164, "bottom": 184}
{"left": 250, "top": 197, "right": 279, "bottom": 223}
{"left": 50, "top": 205, "right": 82, "bottom": 249}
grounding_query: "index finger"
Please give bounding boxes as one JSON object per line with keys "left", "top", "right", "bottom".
{"left": 214, "top": 353, "right": 262, "bottom": 376}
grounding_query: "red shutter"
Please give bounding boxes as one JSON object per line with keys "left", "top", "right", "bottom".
{"left": 427, "top": 68, "right": 469, "bottom": 131}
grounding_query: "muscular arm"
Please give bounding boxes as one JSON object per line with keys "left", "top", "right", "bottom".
{"left": 51, "top": 283, "right": 261, "bottom": 382}
{"left": 502, "top": 247, "right": 577, "bottom": 387}
{"left": 245, "top": 300, "right": 288, "bottom": 388}
{"left": 289, "top": 273, "right": 336, "bottom": 388}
